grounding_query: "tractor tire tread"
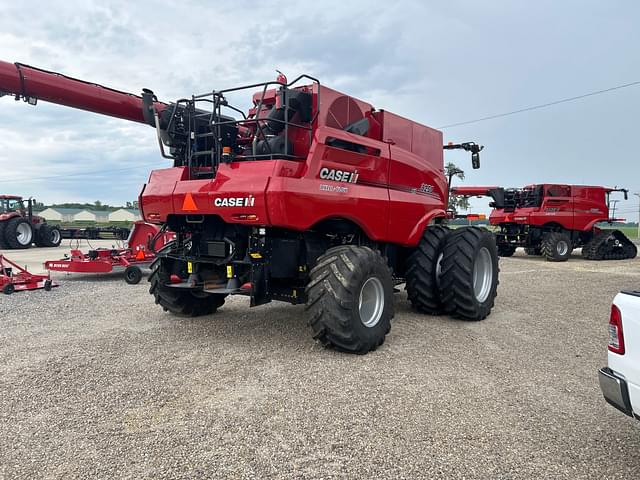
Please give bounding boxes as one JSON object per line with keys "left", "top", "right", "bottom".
{"left": 438, "top": 227, "right": 499, "bottom": 321}
{"left": 541, "top": 232, "right": 572, "bottom": 262}
{"left": 4, "top": 217, "right": 33, "bottom": 249}
{"left": 305, "top": 245, "right": 393, "bottom": 354}
{"left": 582, "top": 230, "right": 637, "bottom": 260}
{"left": 405, "top": 225, "right": 451, "bottom": 315}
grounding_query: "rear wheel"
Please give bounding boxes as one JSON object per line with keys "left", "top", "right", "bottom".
{"left": 497, "top": 244, "right": 516, "bottom": 257}
{"left": 438, "top": 227, "right": 499, "bottom": 320}
{"left": 405, "top": 225, "right": 451, "bottom": 315}
{"left": 149, "top": 260, "right": 226, "bottom": 316}
{"left": 306, "top": 245, "right": 393, "bottom": 354}
{"left": 36, "top": 224, "right": 62, "bottom": 247}
{"left": 4, "top": 217, "right": 33, "bottom": 249}
{"left": 541, "top": 232, "right": 572, "bottom": 262}
{"left": 3, "top": 283, "right": 15, "bottom": 295}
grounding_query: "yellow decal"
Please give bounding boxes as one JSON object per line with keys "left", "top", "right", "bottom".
{"left": 187, "top": 262, "right": 193, "bottom": 274}
{"left": 250, "top": 252, "right": 262, "bottom": 259}
{"left": 226, "top": 265, "right": 233, "bottom": 278}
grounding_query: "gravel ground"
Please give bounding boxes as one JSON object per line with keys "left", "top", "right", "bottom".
{"left": 1, "top": 250, "right": 640, "bottom": 479}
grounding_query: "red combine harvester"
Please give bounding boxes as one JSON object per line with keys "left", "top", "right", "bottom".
{"left": 44, "top": 221, "right": 172, "bottom": 284}
{"left": 0, "top": 195, "right": 62, "bottom": 249}
{"left": 452, "top": 184, "right": 637, "bottom": 262}
{"left": 0, "top": 61, "right": 499, "bottom": 353}
{"left": 0, "top": 254, "right": 56, "bottom": 294}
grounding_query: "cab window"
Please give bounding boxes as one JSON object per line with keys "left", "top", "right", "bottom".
{"left": 546, "top": 185, "right": 570, "bottom": 197}
{"left": 5, "top": 199, "right": 24, "bottom": 211}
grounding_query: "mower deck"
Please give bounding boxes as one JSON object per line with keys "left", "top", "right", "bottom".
{"left": 44, "top": 221, "right": 173, "bottom": 284}
{"left": 1, "top": 254, "right": 57, "bottom": 294}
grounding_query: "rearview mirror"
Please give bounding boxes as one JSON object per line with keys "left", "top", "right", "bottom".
{"left": 472, "top": 152, "right": 480, "bottom": 169}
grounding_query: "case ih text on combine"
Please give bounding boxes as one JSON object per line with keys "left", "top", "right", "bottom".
{"left": 452, "top": 184, "right": 637, "bottom": 262}
{"left": 0, "top": 194, "right": 62, "bottom": 249}
{"left": 0, "top": 61, "right": 499, "bottom": 353}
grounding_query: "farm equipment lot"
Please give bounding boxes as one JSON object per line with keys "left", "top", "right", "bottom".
{"left": 1, "top": 251, "right": 640, "bottom": 479}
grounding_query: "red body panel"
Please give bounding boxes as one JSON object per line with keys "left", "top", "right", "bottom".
{"left": 0, "top": 211, "right": 20, "bottom": 222}
{"left": 140, "top": 120, "right": 446, "bottom": 246}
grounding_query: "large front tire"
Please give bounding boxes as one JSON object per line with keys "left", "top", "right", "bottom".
{"left": 149, "top": 262, "right": 226, "bottom": 317}
{"left": 405, "top": 225, "right": 451, "bottom": 315}
{"left": 305, "top": 245, "right": 393, "bottom": 354}
{"left": 438, "top": 227, "right": 499, "bottom": 321}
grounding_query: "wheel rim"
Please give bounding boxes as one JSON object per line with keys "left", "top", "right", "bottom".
{"left": 50, "top": 229, "right": 61, "bottom": 244}
{"left": 473, "top": 247, "right": 493, "bottom": 303}
{"left": 358, "top": 277, "right": 385, "bottom": 328}
{"left": 556, "top": 240, "right": 569, "bottom": 256}
{"left": 16, "top": 223, "right": 32, "bottom": 245}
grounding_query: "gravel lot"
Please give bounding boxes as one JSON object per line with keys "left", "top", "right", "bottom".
{"left": 1, "top": 246, "right": 640, "bottom": 479}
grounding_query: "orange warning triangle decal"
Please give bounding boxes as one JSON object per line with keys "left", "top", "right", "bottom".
{"left": 182, "top": 192, "right": 198, "bottom": 211}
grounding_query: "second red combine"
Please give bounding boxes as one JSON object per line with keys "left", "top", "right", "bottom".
{"left": 453, "top": 184, "right": 637, "bottom": 262}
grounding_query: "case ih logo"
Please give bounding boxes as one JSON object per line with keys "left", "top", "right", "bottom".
{"left": 214, "top": 195, "right": 255, "bottom": 207}
{"left": 319, "top": 168, "right": 359, "bottom": 184}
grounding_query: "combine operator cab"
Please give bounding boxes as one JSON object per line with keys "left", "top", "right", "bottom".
{"left": 141, "top": 74, "right": 320, "bottom": 177}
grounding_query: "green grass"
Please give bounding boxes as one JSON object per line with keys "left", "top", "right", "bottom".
{"left": 601, "top": 226, "right": 639, "bottom": 239}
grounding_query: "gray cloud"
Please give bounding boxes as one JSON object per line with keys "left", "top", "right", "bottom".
{"left": 0, "top": 0, "right": 638, "bottom": 215}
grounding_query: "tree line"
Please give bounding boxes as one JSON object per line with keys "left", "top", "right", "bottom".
{"left": 35, "top": 200, "right": 139, "bottom": 211}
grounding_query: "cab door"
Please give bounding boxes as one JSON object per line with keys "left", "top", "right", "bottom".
{"left": 543, "top": 184, "right": 573, "bottom": 229}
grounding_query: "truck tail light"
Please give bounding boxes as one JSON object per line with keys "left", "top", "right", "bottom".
{"left": 608, "top": 304, "right": 625, "bottom": 355}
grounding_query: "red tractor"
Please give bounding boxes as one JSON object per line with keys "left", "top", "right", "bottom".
{"left": 0, "top": 195, "right": 62, "bottom": 249}
{"left": 452, "top": 184, "right": 637, "bottom": 262}
{"left": 0, "top": 61, "right": 500, "bottom": 353}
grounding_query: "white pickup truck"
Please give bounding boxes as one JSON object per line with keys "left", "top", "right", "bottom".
{"left": 599, "top": 290, "right": 640, "bottom": 418}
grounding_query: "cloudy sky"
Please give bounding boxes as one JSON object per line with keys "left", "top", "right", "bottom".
{"left": 0, "top": 0, "right": 638, "bottom": 217}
